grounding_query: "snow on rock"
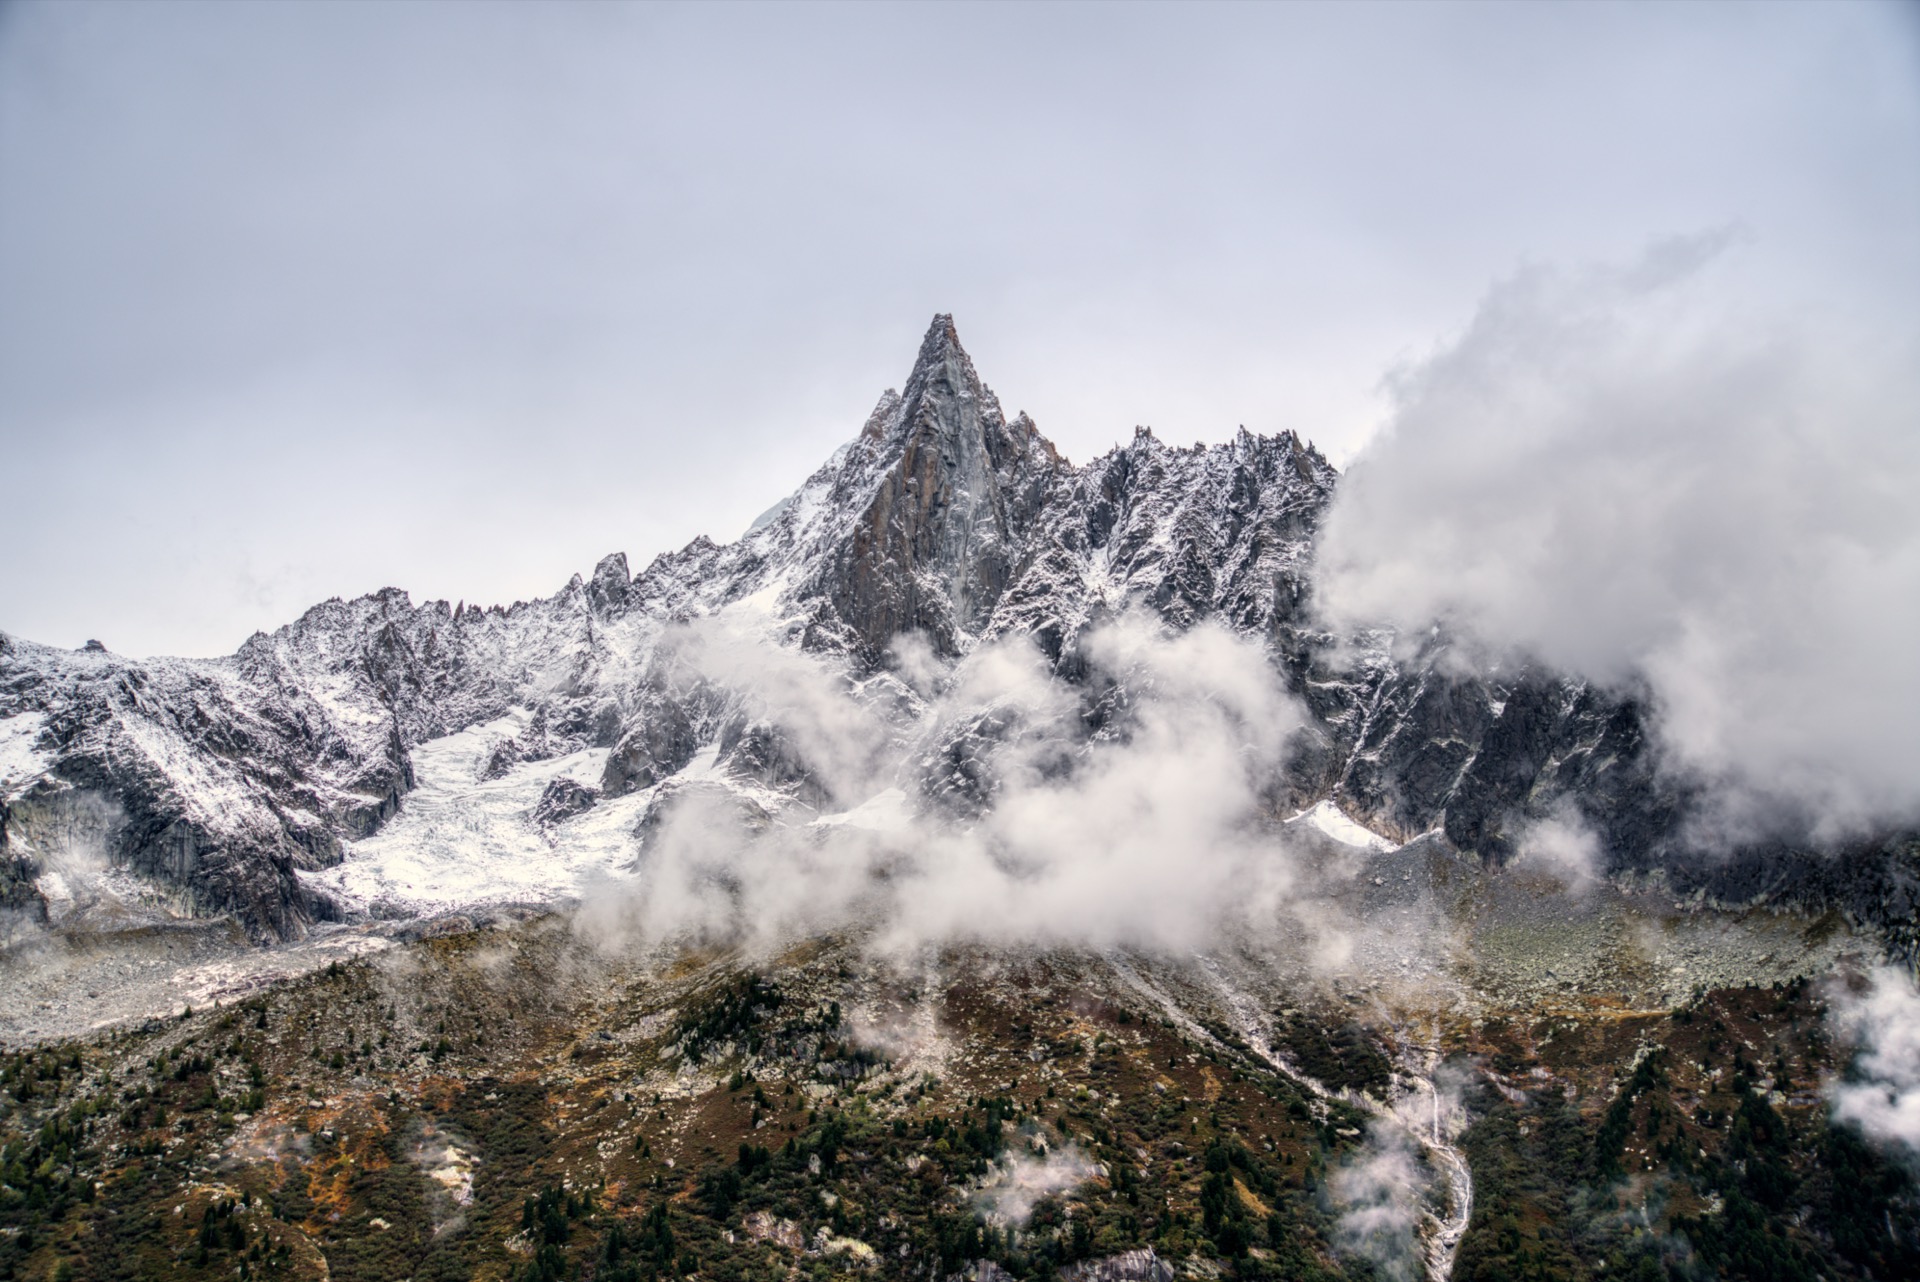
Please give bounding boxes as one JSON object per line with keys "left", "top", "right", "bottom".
{"left": 302, "top": 712, "right": 640, "bottom": 920}
{"left": 811, "top": 788, "right": 911, "bottom": 834}
{"left": 0, "top": 711, "right": 51, "bottom": 800}
{"left": 1288, "top": 800, "right": 1397, "bottom": 852}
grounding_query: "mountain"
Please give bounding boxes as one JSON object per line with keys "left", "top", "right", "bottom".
{"left": 5, "top": 317, "right": 1920, "bottom": 1282}
{"left": 2, "top": 315, "right": 1914, "bottom": 955}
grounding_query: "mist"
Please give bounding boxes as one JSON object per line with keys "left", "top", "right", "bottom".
{"left": 1316, "top": 237, "right": 1920, "bottom": 839}
{"left": 1330, "top": 1124, "right": 1428, "bottom": 1282}
{"left": 1830, "top": 967, "right": 1920, "bottom": 1156}
{"left": 1329, "top": 1061, "right": 1472, "bottom": 1281}
{"left": 1511, "top": 811, "right": 1604, "bottom": 894}
{"left": 972, "top": 1145, "right": 1099, "bottom": 1227}
{"left": 577, "top": 613, "right": 1345, "bottom": 960}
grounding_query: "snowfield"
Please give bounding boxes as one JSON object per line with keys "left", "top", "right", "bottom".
{"left": 0, "top": 711, "right": 50, "bottom": 801}
{"left": 1288, "top": 799, "right": 1398, "bottom": 852}
{"left": 302, "top": 711, "right": 646, "bottom": 919}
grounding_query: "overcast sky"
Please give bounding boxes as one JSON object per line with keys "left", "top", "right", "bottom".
{"left": 2, "top": 1, "right": 1916, "bottom": 658}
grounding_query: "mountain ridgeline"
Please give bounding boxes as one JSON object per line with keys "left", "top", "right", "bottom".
{"left": 1, "top": 316, "right": 1914, "bottom": 947}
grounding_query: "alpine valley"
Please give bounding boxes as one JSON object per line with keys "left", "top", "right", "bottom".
{"left": 1, "top": 318, "right": 1915, "bottom": 1282}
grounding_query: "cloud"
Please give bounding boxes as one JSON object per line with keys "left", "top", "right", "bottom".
{"left": 1330, "top": 1124, "right": 1428, "bottom": 1282}
{"left": 579, "top": 613, "right": 1335, "bottom": 958}
{"left": 1328, "top": 1057, "right": 1472, "bottom": 1282}
{"left": 1315, "top": 237, "right": 1920, "bottom": 837}
{"left": 1829, "top": 967, "right": 1920, "bottom": 1154}
{"left": 1511, "top": 810, "right": 1603, "bottom": 893}
{"left": 886, "top": 617, "right": 1310, "bottom": 953}
{"left": 972, "top": 1143, "right": 1099, "bottom": 1225}
{"left": 663, "top": 616, "right": 899, "bottom": 810}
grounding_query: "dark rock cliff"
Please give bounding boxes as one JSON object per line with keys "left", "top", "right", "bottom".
{"left": 802, "top": 315, "right": 1064, "bottom": 660}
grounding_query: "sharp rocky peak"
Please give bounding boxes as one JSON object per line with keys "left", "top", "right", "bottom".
{"left": 791, "top": 316, "right": 1066, "bottom": 659}
{"left": 860, "top": 314, "right": 1056, "bottom": 460}
{"left": 896, "top": 314, "right": 989, "bottom": 426}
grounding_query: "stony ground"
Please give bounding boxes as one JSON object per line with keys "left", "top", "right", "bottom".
{"left": 2, "top": 899, "right": 1917, "bottom": 1282}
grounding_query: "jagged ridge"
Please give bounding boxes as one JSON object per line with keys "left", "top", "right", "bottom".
{"left": 2, "top": 316, "right": 1912, "bottom": 947}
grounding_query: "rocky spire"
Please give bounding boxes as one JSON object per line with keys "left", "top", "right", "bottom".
{"left": 862, "top": 314, "right": 1014, "bottom": 447}
{"left": 898, "top": 314, "right": 983, "bottom": 411}
{"left": 808, "top": 315, "right": 1064, "bottom": 659}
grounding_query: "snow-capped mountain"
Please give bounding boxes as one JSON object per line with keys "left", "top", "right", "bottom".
{"left": 2, "top": 316, "right": 1914, "bottom": 949}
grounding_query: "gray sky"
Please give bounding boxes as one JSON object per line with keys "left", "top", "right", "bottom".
{"left": 3, "top": 1, "right": 1916, "bottom": 658}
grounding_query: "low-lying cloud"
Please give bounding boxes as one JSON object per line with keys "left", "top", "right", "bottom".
{"left": 1330, "top": 1060, "right": 1471, "bottom": 1282}
{"left": 1828, "top": 966, "right": 1920, "bottom": 1154}
{"left": 1511, "top": 810, "right": 1603, "bottom": 893}
{"left": 972, "top": 1144, "right": 1099, "bottom": 1225}
{"left": 1316, "top": 235, "right": 1920, "bottom": 838}
{"left": 1330, "top": 1123, "right": 1428, "bottom": 1282}
{"left": 577, "top": 614, "right": 1336, "bottom": 959}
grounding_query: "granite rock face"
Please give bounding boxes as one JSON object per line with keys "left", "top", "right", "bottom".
{"left": 0, "top": 316, "right": 1909, "bottom": 947}
{"left": 804, "top": 315, "right": 1064, "bottom": 660}
{"left": 1059, "top": 1249, "right": 1176, "bottom": 1282}
{"left": 533, "top": 778, "right": 599, "bottom": 828}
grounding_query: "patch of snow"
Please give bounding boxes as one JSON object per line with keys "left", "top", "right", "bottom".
{"left": 746, "top": 495, "right": 797, "bottom": 535}
{"left": 302, "top": 712, "right": 643, "bottom": 918}
{"left": 1288, "top": 800, "right": 1396, "bottom": 852}
{"left": 811, "top": 788, "right": 910, "bottom": 833}
{"left": 0, "top": 711, "right": 51, "bottom": 800}
{"left": 664, "top": 743, "right": 798, "bottom": 817}
{"left": 728, "top": 573, "right": 796, "bottom": 624}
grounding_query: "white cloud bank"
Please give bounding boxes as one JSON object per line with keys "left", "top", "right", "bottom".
{"left": 1316, "top": 236, "right": 1920, "bottom": 838}
{"left": 1830, "top": 967, "right": 1920, "bottom": 1154}
{"left": 577, "top": 614, "right": 1332, "bottom": 958}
